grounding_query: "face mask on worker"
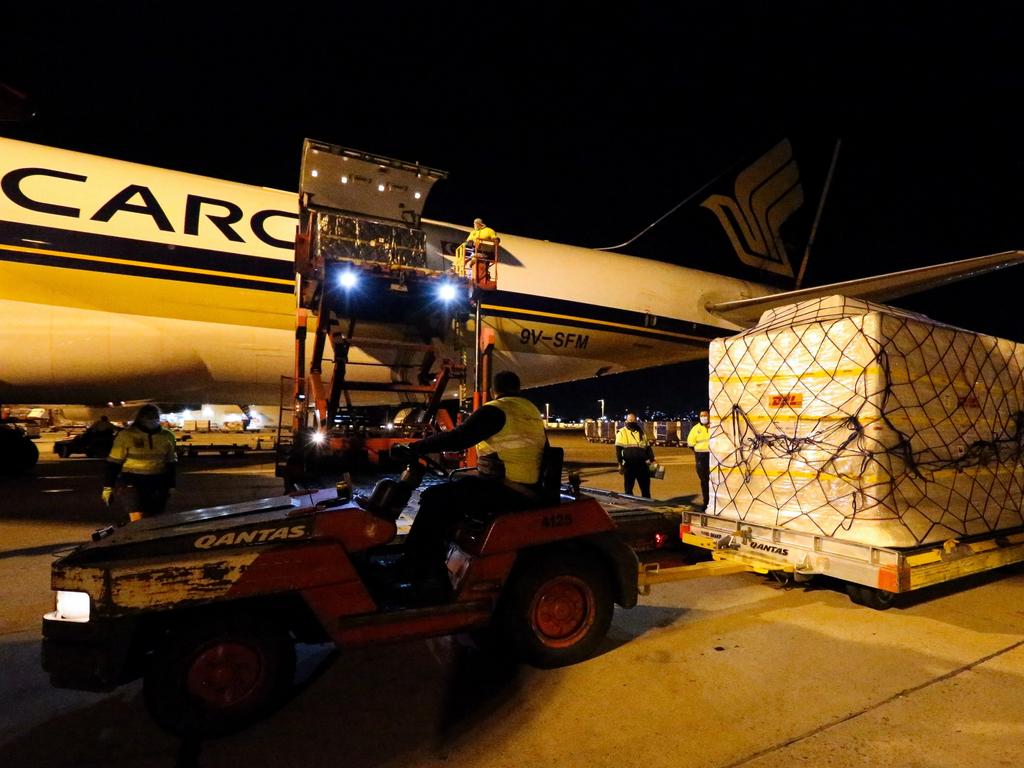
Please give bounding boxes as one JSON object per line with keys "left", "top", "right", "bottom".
{"left": 700, "top": 416, "right": 709, "bottom": 426}
{"left": 139, "top": 417, "right": 160, "bottom": 431}
{"left": 627, "top": 421, "right": 640, "bottom": 432}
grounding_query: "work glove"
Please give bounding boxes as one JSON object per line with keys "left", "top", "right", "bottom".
{"left": 101, "top": 487, "right": 113, "bottom": 506}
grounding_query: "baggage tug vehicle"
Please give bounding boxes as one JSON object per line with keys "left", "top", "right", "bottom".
{"left": 42, "top": 459, "right": 683, "bottom": 737}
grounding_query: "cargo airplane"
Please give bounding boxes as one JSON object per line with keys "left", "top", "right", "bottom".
{"left": 2, "top": 136, "right": 1021, "bottom": 415}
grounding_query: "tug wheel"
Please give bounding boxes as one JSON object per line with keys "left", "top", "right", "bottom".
{"left": 503, "top": 554, "right": 613, "bottom": 668}
{"left": 144, "top": 615, "right": 295, "bottom": 737}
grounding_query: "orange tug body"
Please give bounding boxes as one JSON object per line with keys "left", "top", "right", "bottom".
{"left": 43, "top": 469, "right": 646, "bottom": 737}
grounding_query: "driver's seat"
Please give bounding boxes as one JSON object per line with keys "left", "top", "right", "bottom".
{"left": 358, "top": 464, "right": 425, "bottom": 521}
{"left": 537, "top": 445, "right": 564, "bottom": 506}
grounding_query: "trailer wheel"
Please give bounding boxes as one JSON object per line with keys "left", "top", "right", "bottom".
{"left": 143, "top": 616, "right": 295, "bottom": 738}
{"left": 503, "top": 554, "right": 613, "bottom": 668}
{"left": 858, "top": 586, "right": 899, "bottom": 610}
{"left": 846, "top": 583, "right": 899, "bottom": 610}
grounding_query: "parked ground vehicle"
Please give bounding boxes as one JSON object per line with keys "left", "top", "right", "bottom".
{"left": 0, "top": 421, "right": 38, "bottom": 470}
{"left": 53, "top": 427, "right": 120, "bottom": 459}
{"left": 42, "top": 454, "right": 680, "bottom": 737}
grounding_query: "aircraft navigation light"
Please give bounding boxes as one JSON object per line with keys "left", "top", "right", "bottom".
{"left": 341, "top": 176, "right": 349, "bottom": 184}
{"left": 377, "top": 183, "right": 386, "bottom": 192}
{"left": 339, "top": 270, "right": 359, "bottom": 289}
{"left": 438, "top": 283, "right": 458, "bottom": 302}
{"left": 311, "top": 169, "right": 319, "bottom": 178}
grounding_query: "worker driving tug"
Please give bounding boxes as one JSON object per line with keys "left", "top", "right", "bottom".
{"left": 397, "top": 370, "right": 546, "bottom": 577}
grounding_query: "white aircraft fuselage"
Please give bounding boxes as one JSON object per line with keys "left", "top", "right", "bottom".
{"left": 0, "top": 137, "right": 776, "bottom": 406}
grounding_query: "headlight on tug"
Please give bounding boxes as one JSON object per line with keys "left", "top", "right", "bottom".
{"left": 53, "top": 590, "right": 91, "bottom": 623}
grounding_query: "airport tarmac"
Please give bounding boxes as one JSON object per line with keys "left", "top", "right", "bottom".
{"left": 2, "top": 433, "right": 1023, "bottom": 767}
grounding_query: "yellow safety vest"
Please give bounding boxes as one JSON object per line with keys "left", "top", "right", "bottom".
{"left": 686, "top": 423, "right": 710, "bottom": 453}
{"left": 107, "top": 426, "right": 177, "bottom": 475}
{"left": 615, "top": 426, "right": 650, "bottom": 448}
{"left": 615, "top": 425, "right": 651, "bottom": 461}
{"left": 466, "top": 226, "right": 498, "bottom": 243}
{"left": 476, "top": 396, "right": 546, "bottom": 484}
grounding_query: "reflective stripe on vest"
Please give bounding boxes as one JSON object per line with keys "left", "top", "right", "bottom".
{"left": 107, "top": 426, "right": 177, "bottom": 475}
{"left": 686, "top": 423, "right": 710, "bottom": 453}
{"left": 476, "top": 397, "right": 546, "bottom": 484}
{"left": 615, "top": 426, "right": 650, "bottom": 448}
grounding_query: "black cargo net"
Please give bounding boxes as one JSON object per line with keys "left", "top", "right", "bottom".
{"left": 709, "top": 296, "right": 1024, "bottom": 548}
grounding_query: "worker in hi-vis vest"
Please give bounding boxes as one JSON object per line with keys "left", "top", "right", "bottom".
{"left": 615, "top": 413, "right": 655, "bottom": 498}
{"left": 102, "top": 404, "right": 177, "bottom": 522}
{"left": 686, "top": 410, "right": 711, "bottom": 510}
{"left": 464, "top": 218, "right": 499, "bottom": 285}
{"left": 465, "top": 217, "right": 498, "bottom": 244}
{"left": 401, "top": 370, "right": 546, "bottom": 576}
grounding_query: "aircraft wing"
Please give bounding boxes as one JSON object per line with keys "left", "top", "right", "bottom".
{"left": 706, "top": 250, "right": 1024, "bottom": 326}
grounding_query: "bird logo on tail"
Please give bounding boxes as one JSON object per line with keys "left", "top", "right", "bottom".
{"left": 701, "top": 139, "right": 804, "bottom": 279}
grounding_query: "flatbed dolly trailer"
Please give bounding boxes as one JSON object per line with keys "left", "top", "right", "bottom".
{"left": 175, "top": 439, "right": 273, "bottom": 459}
{"left": 41, "top": 463, "right": 684, "bottom": 737}
{"left": 677, "top": 509, "right": 1024, "bottom": 610}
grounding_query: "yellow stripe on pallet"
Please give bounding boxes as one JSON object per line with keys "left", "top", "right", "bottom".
{"left": 712, "top": 363, "right": 1019, "bottom": 401}
{"left": 710, "top": 365, "right": 882, "bottom": 385}
{"left": 725, "top": 413, "right": 883, "bottom": 425}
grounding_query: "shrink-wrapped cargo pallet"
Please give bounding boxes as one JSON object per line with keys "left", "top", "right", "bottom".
{"left": 314, "top": 211, "right": 430, "bottom": 270}
{"left": 709, "top": 295, "right": 1024, "bottom": 548}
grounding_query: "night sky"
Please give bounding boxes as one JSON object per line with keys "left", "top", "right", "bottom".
{"left": 4, "top": 6, "right": 1024, "bottom": 419}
